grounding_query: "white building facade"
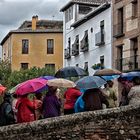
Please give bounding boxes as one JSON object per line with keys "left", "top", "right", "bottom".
{"left": 61, "top": 0, "right": 112, "bottom": 75}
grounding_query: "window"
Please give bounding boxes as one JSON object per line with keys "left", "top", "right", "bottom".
{"left": 84, "top": 62, "right": 88, "bottom": 74}
{"left": 68, "top": 37, "right": 71, "bottom": 55}
{"left": 72, "top": 35, "right": 79, "bottom": 56}
{"left": 45, "top": 64, "right": 55, "bottom": 71}
{"left": 100, "top": 20, "right": 105, "bottom": 42}
{"left": 76, "top": 35, "right": 79, "bottom": 51}
{"left": 79, "top": 5, "right": 92, "bottom": 15}
{"left": 131, "top": 37, "right": 138, "bottom": 69}
{"left": 116, "top": 46, "right": 123, "bottom": 71}
{"left": 22, "top": 39, "right": 29, "bottom": 54}
{"left": 47, "top": 39, "right": 54, "bottom": 54}
{"left": 21, "top": 63, "right": 28, "bottom": 70}
{"left": 132, "top": 0, "right": 138, "bottom": 18}
{"left": 80, "top": 30, "right": 88, "bottom": 51}
{"left": 118, "top": 7, "right": 124, "bottom": 34}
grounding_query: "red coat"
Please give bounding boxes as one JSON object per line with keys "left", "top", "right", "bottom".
{"left": 16, "top": 97, "right": 36, "bottom": 123}
{"left": 64, "top": 88, "right": 82, "bottom": 109}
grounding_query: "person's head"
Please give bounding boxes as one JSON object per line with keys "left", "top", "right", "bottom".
{"left": 4, "top": 92, "right": 12, "bottom": 103}
{"left": 48, "top": 86, "right": 57, "bottom": 93}
{"left": 132, "top": 76, "right": 140, "bottom": 85}
{"left": 35, "top": 92, "right": 42, "bottom": 100}
{"left": 107, "top": 80, "right": 114, "bottom": 88}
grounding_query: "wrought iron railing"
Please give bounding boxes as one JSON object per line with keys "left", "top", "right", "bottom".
{"left": 115, "top": 55, "right": 140, "bottom": 71}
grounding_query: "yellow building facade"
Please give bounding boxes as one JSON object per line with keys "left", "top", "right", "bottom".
{"left": 1, "top": 16, "right": 63, "bottom": 71}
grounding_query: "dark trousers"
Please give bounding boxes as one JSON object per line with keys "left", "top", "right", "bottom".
{"left": 64, "top": 109, "right": 75, "bottom": 115}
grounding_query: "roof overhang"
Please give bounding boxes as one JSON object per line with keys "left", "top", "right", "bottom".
{"left": 60, "top": 1, "right": 100, "bottom": 12}
{"left": 71, "top": 3, "right": 110, "bottom": 28}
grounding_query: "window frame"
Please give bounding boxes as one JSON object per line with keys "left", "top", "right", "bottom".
{"left": 22, "top": 39, "right": 29, "bottom": 54}
{"left": 21, "top": 63, "right": 28, "bottom": 70}
{"left": 47, "top": 39, "right": 54, "bottom": 54}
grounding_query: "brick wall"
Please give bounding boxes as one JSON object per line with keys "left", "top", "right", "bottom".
{"left": 0, "top": 105, "right": 140, "bottom": 140}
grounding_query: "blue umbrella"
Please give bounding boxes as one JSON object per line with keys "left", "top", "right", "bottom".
{"left": 40, "top": 76, "right": 56, "bottom": 80}
{"left": 75, "top": 76, "right": 106, "bottom": 90}
{"left": 102, "top": 75, "right": 120, "bottom": 81}
{"left": 121, "top": 71, "right": 140, "bottom": 80}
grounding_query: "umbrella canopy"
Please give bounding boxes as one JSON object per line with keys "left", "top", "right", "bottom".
{"left": 40, "top": 76, "right": 56, "bottom": 80}
{"left": 102, "top": 75, "right": 120, "bottom": 81}
{"left": 47, "top": 78, "right": 76, "bottom": 88}
{"left": 0, "top": 85, "right": 6, "bottom": 95}
{"left": 75, "top": 76, "right": 106, "bottom": 90}
{"left": 120, "top": 71, "right": 140, "bottom": 80}
{"left": 55, "top": 66, "right": 87, "bottom": 78}
{"left": 94, "top": 68, "right": 121, "bottom": 76}
{"left": 15, "top": 78, "right": 47, "bottom": 96}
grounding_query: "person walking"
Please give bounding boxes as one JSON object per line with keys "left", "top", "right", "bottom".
{"left": 12, "top": 94, "right": 18, "bottom": 123}
{"left": 42, "top": 86, "right": 61, "bottom": 118}
{"left": 103, "top": 80, "right": 117, "bottom": 108}
{"left": 64, "top": 87, "right": 82, "bottom": 115}
{"left": 16, "top": 94, "right": 38, "bottom": 123}
{"left": 128, "top": 77, "right": 140, "bottom": 105}
{"left": 119, "top": 78, "right": 133, "bottom": 106}
{"left": 34, "top": 93, "right": 43, "bottom": 120}
{"left": 83, "top": 88, "right": 109, "bottom": 111}
{"left": 0, "top": 93, "right": 15, "bottom": 126}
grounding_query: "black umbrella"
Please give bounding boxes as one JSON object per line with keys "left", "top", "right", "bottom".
{"left": 55, "top": 66, "right": 87, "bottom": 78}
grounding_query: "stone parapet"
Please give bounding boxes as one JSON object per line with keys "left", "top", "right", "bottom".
{"left": 0, "top": 104, "right": 140, "bottom": 140}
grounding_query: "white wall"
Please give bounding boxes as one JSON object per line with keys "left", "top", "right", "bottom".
{"left": 64, "top": 5, "right": 112, "bottom": 75}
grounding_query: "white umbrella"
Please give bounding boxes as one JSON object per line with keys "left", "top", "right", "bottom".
{"left": 47, "top": 78, "right": 76, "bottom": 88}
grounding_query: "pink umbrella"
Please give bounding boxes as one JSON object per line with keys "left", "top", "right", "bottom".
{"left": 15, "top": 78, "right": 47, "bottom": 96}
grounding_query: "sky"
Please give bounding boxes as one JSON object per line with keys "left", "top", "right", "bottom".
{"left": 0, "top": 0, "right": 68, "bottom": 57}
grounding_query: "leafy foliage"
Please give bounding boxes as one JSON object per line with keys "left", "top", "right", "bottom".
{"left": 0, "top": 60, "right": 55, "bottom": 90}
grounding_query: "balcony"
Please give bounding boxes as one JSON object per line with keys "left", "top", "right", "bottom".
{"left": 113, "top": 23, "right": 125, "bottom": 38}
{"left": 95, "top": 31, "right": 105, "bottom": 46}
{"left": 115, "top": 55, "right": 140, "bottom": 72}
{"left": 64, "top": 48, "right": 71, "bottom": 59}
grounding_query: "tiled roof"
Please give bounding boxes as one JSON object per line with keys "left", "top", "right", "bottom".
{"left": 1, "top": 20, "right": 63, "bottom": 45}
{"left": 60, "top": 0, "right": 111, "bottom": 11}
{"left": 19, "top": 20, "right": 63, "bottom": 30}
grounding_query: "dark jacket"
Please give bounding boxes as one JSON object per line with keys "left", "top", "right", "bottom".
{"left": 83, "top": 88, "right": 109, "bottom": 111}
{"left": 43, "top": 92, "right": 61, "bottom": 118}
{"left": 0, "top": 101, "right": 15, "bottom": 126}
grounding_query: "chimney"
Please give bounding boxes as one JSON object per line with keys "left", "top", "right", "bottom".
{"left": 32, "top": 15, "right": 38, "bottom": 30}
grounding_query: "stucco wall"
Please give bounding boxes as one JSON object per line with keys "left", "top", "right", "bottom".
{"left": 0, "top": 104, "right": 139, "bottom": 140}
{"left": 64, "top": 5, "right": 112, "bottom": 75}
{"left": 3, "top": 32, "right": 63, "bottom": 71}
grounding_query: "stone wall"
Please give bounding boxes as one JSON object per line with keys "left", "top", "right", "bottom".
{"left": 0, "top": 105, "right": 140, "bottom": 140}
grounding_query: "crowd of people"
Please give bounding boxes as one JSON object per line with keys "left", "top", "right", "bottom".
{"left": 0, "top": 76, "right": 140, "bottom": 127}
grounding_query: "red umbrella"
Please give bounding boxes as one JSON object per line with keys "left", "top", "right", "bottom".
{"left": 15, "top": 78, "right": 47, "bottom": 96}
